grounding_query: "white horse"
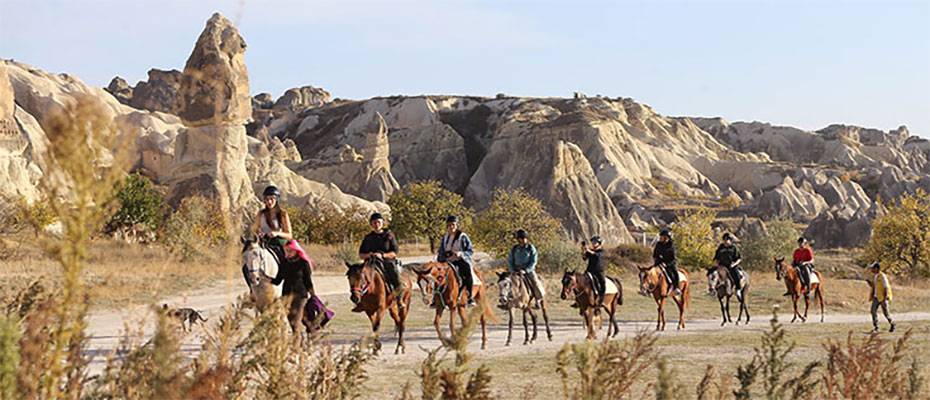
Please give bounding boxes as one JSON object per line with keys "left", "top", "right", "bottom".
{"left": 241, "top": 239, "right": 282, "bottom": 313}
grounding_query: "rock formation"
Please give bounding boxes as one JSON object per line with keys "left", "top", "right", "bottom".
{"left": 273, "top": 85, "right": 331, "bottom": 112}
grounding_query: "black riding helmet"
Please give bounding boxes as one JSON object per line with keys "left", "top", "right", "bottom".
{"left": 590, "top": 235, "right": 603, "bottom": 244}
{"left": 446, "top": 215, "right": 458, "bottom": 223}
{"left": 262, "top": 185, "right": 281, "bottom": 198}
{"left": 370, "top": 212, "right": 384, "bottom": 222}
{"left": 722, "top": 232, "right": 733, "bottom": 241}
{"left": 659, "top": 229, "right": 672, "bottom": 239}
{"left": 514, "top": 229, "right": 528, "bottom": 239}
{"left": 798, "top": 236, "right": 808, "bottom": 245}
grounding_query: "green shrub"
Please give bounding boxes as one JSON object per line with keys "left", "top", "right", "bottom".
{"left": 292, "top": 203, "right": 369, "bottom": 245}
{"left": 863, "top": 190, "right": 930, "bottom": 277}
{"left": 605, "top": 243, "right": 652, "bottom": 271}
{"left": 161, "top": 196, "right": 229, "bottom": 261}
{"left": 472, "top": 188, "right": 562, "bottom": 259}
{"left": 105, "top": 173, "right": 166, "bottom": 234}
{"left": 537, "top": 239, "right": 582, "bottom": 274}
{"left": 741, "top": 218, "right": 798, "bottom": 270}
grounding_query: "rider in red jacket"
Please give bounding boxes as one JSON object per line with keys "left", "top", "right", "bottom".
{"left": 790, "top": 237, "right": 815, "bottom": 295}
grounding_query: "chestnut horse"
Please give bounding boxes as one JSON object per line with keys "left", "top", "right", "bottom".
{"left": 774, "top": 257, "right": 825, "bottom": 323}
{"left": 412, "top": 261, "right": 494, "bottom": 349}
{"left": 345, "top": 260, "right": 412, "bottom": 354}
{"left": 637, "top": 265, "right": 690, "bottom": 331}
{"left": 559, "top": 270, "right": 622, "bottom": 340}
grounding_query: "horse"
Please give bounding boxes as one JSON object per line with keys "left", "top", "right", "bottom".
{"left": 706, "top": 265, "right": 750, "bottom": 326}
{"left": 345, "top": 259, "right": 412, "bottom": 354}
{"left": 495, "top": 271, "right": 553, "bottom": 346}
{"left": 412, "top": 261, "right": 494, "bottom": 350}
{"left": 241, "top": 239, "right": 282, "bottom": 314}
{"left": 637, "top": 265, "right": 690, "bottom": 331}
{"left": 774, "top": 257, "right": 825, "bottom": 323}
{"left": 559, "top": 270, "right": 622, "bottom": 340}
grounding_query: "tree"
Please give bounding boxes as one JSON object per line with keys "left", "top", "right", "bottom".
{"left": 672, "top": 208, "right": 717, "bottom": 268}
{"left": 472, "top": 188, "right": 562, "bottom": 259}
{"left": 387, "top": 181, "right": 472, "bottom": 252}
{"left": 106, "top": 173, "right": 166, "bottom": 234}
{"left": 863, "top": 190, "right": 930, "bottom": 277}
{"left": 742, "top": 219, "right": 799, "bottom": 270}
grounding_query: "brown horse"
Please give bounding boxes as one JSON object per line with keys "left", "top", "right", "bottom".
{"left": 412, "top": 261, "right": 494, "bottom": 349}
{"left": 773, "top": 257, "right": 825, "bottom": 323}
{"left": 559, "top": 270, "right": 622, "bottom": 340}
{"left": 637, "top": 265, "right": 690, "bottom": 331}
{"left": 345, "top": 260, "right": 412, "bottom": 354}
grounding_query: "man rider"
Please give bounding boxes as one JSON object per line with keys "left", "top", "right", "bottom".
{"left": 582, "top": 236, "right": 607, "bottom": 306}
{"left": 508, "top": 229, "right": 543, "bottom": 309}
{"left": 713, "top": 232, "right": 742, "bottom": 292}
{"left": 791, "top": 237, "right": 815, "bottom": 295}
{"left": 437, "top": 215, "right": 477, "bottom": 307}
{"left": 653, "top": 229, "right": 681, "bottom": 296}
{"left": 359, "top": 213, "right": 402, "bottom": 298}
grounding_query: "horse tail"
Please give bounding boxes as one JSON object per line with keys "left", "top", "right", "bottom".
{"left": 481, "top": 297, "right": 498, "bottom": 323}
{"left": 609, "top": 277, "right": 623, "bottom": 305}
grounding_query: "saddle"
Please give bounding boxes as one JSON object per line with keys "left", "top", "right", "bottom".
{"left": 369, "top": 259, "right": 405, "bottom": 292}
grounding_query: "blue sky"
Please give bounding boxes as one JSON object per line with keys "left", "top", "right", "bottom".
{"left": 2, "top": 0, "right": 928, "bottom": 135}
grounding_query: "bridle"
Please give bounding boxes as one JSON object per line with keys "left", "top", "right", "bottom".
{"left": 774, "top": 259, "right": 786, "bottom": 281}
{"left": 562, "top": 273, "right": 582, "bottom": 299}
{"left": 349, "top": 261, "right": 373, "bottom": 302}
{"left": 244, "top": 247, "right": 271, "bottom": 287}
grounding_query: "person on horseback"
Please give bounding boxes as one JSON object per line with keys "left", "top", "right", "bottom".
{"left": 653, "top": 229, "right": 681, "bottom": 296}
{"left": 359, "top": 212, "right": 402, "bottom": 299}
{"left": 866, "top": 262, "right": 895, "bottom": 333}
{"left": 437, "top": 215, "right": 477, "bottom": 307}
{"left": 790, "top": 237, "right": 815, "bottom": 296}
{"left": 582, "top": 236, "right": 607, "bottom": 306}
{"left": 508, "top": 229, "right": 543, "bottom": 309}
{"left": 250, "top": 185, "right": 293, "bottom": 265}
{"left": 713, "top": 232, "right": 742, "bottom": 291}
{"left": 272, "top": 240, "right": 314, "bottom": 335}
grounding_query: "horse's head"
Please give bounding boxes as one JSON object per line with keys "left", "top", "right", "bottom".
{"left": 773, "top": 257, "right": 786, "bottom": 281}
{"left": 496, "top": 271, "right": 513, "bottom": 308}
{"left": 412, "top": 262, "right": 440, "bottom": 306}
{"left": 637, "top": 264, "right": 656, "bottom": 296}
{"left": 242, "top": 239, "right": 274, "bottom": 287}
{"left": 345, "top": 261, "right": 369, "bottom": 304}
{"left": 560, "top": 270, "right": 576, "bottom": 300}
{"left": 706, "top": 266, "right": 722, "bottom": 296}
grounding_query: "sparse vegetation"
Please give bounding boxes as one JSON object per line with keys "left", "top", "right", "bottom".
{"left": 742, "top": 218, "right": 799, "bottom": 270}
{"left": 288, "top": 202, "right": 370, "bottom": 245}
{"left": 161, "top": 195, "right": 230, "bottom": 261}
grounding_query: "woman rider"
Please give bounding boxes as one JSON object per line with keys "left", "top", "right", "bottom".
{"left": 791, "top": 237, "right": 815, "bottom": 295}
{"left": 582, "top": 236, "right": 607, "bottom": 306}
{"left": 653, "top": 229, "right": 681, "bottom": 295}
{"left": 437, "top": 215, "right": 476, "bottom": 307}
{"left": 250, "top": 185, "right": 293, "bottom": 264}
{"left": 272, "top": 240, "right": 314, "bottom": 336}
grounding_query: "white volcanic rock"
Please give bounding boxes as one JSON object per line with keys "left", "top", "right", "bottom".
{"left": 756, "top": 176, "right": 828, "bottom": 221}
{"left": 804, "top": 203, "right": 885, "bottom": 248}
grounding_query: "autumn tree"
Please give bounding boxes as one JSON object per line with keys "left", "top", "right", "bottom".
{"left": 472, "top": 188, "right": 563, "bottom": 259}
{"left": 672, "top": 207, "right": 717, "bottom": 268}
{"left": 387, "top": 181, "right": 472, "bottom": 252}
{"left": 863, "top": 190, "right": 930, "bottom": 277}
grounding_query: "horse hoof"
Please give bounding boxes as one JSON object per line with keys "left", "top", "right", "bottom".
{"left": 547, "top": 335, "right": 553, "bottom": 341}
{"left": 505, "top": 342, "right": 511, "bottom": 347}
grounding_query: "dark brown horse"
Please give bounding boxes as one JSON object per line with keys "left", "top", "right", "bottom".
{"left": 345, "top": 260, "right": 412, "bottom": 354}
{"left": 412, "top": 261, "right": 494, "bottom": 349}
{"left": 559, "top": 270, "right": 622, "bottom": 340}
{"left": 774, "top": 257, "right": 825, "bottom": 323}
{"left": 637, "top": 265, "right": 690, "bottom": 331}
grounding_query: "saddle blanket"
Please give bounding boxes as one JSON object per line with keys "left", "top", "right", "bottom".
{"left": 588, "top": 273, "right": 619, "bottom": 294}
{"left": 808, "top": 271, "right": 820, "bottom": 285}
{"left": 449, "top": 263, "right": 481, "bottom": 286}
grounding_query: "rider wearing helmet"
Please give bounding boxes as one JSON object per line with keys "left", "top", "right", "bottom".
{"left": 250, "top": 185, "right": 293, "bottom": 263}
{"left": 653, "top": 229, "right": 681, "bottom": 296}
{"left": 582, "top": 236, "right": 607, "bottom": 306}
{"left": 437, "top": 215, "right": 477, "bottom": 307}
{"left": 713, "top": 232, "right": 742, "bottom": 291}
{"left": 359, "top": 212, "right": 402, "bottom": 296}
{"left": 791, "top": 237, "right": 815, "bottom": 295}
{"left": 508, "top": 229, "right": 543, "bottom": 309}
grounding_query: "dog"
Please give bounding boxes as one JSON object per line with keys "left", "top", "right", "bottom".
{"left": 162, "top": 304, "right": 208, "bottom": 332}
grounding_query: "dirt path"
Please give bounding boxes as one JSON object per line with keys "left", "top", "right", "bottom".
{"left": 84, "top": 255, "right": 930, "bottom": 373}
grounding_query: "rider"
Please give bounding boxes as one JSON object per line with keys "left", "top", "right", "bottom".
{"left": 250, "top": 185, "right": 293, "bottom": 264}
{"left": 713, "top": 232, "right": 742, "bottom": 292}
{"left": 653, "top": 229, "right": 681, "bottom": 296}
{"left": 582, "top": 236, "right": 607, "bottom": 306}
{"left": 358, "top": 212, "right": 402, "bottom": 298}
{"left": 790, "top": 237, "right": 815, "bottom": 295}
{"left": 437, "top": 215, "right": 477, "bottom": 307}
{"left": 508, "top": 229, "right": 543, "bottom": 309}
{"left": 272, "top": 240, "right": 314, "bottom": 335}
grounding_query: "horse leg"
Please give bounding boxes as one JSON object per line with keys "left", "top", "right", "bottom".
{"left": 803, "top": 291, "right": 811, "bottom": 322}
{"left": 449, "top": 306, "right": 457, "bottom": 341}
{"left": 791, "top": 294, "right": 800, "bottom": 323}
{"left": 529, "top": 308, "right": 539, "bottom": 343}
{"left": 541, "top": 301, "right": 553, "bottom": 341}
{"left": 656, "top": 298, "right": 665, "bottom": 331}
{"left": 434, "top": 308, "right": 445, "bottom": 343}
{"left": 370, "top": 310, "right": 384, "bottom": 354}
{"left": 522, "top": 309, "right": 530, "bottom": 345}
{"left": 388, "top": 305, "right": 404, "bottom": 355}
{"left": 726, "top": 296, "right": 733, "bottom": 323}
{"left": 817, "top": 285, "right": 825, "bottom": 323}
{"left": 718, "top": 297, "right": 727, "bottom": 327}
{"left": 480, "top": 312, "right": 488, "bottom": 350}
{"left": 675, "top": 296, "right": 686, "bottom": 330}
{"left": 609, "top": 302, "right": 619, "bottom": 338}
{"left": 506, "top": 308, "right": 514, "bottom": 346}
{"left": 584, "top": 308, "right": 596, "bottom": 340}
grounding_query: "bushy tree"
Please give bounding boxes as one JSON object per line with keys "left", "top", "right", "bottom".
{"left": 672, "top": 208, "right": 717, "bottom": 268}
{"left": 863, "top": 190, "right": 930, "bottom": 277}
{"left": 106, "top": 173, "right": 166, "bottom": 234}
{"left": 472, "top": 188, "right": 563, "bottom": 259}
{"left": 387, "top": 181, "right": 472, "bottom": 252}
{"left": 162, "top": 196, "right": 229, "bottom": 261}
{"left": 288, "top": 203, "right": 369, "bottom": 245}
{"left": 742, "top": 219, "right": 799, "bottom": 270}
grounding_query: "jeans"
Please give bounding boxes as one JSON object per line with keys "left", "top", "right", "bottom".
{"left": 451, "top": 260, "right": 474, "bottom": 299}
{"left": 871, "top": 298, "right": 893, "bottom": 328}
{"left": 588, "top": 270, "right": 606, "bottom": 299}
